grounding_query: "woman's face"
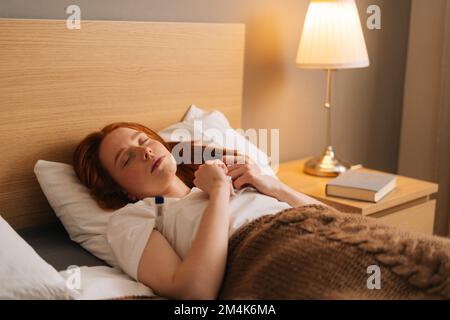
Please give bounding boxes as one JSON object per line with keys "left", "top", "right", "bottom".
{"left": 99, "top": 127, "right": 177, "bottom": 200}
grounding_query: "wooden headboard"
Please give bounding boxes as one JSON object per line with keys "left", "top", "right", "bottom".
{"left": 0, "top": 19, "right": 245, "bottom": 230}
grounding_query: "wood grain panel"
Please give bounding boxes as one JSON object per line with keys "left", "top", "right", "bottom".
{"left": 372, "top": 200, "right": 436, "bottom": 235}
{"left": 0, "top": 19, "right": 245, "bottom": 230}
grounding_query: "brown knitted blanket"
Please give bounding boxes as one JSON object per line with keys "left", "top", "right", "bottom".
{"left": 218, "top": 205, "right": 450, "bottom": 300}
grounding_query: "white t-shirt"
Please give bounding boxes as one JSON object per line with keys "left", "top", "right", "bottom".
{"left": 106, "top": 187, "right": 292, "bottom": 281}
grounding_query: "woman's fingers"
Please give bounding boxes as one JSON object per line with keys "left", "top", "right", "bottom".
{"left": 227, "top": 165, "right": 248, "bottom": 180}
{"left": 193, "top": 159, "right": 233, "bottom": 195}
{"left": 226, "top": 161, "right": 253, "bottom": 173}
{"left": 222, "top": 155, "right": 244, "bottom": 165}
{"left": 205, "top": 159, "right": 228, "bottom": 174}
{"left": 233, "top": 172, "right": 253, "bottom": 190}
{"left": 222, "top": 155, "right": 252, "bottom": 166}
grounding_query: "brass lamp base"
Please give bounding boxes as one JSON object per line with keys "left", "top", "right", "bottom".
{"left": 303, "top": 146, "right": 351, "bottom": 177}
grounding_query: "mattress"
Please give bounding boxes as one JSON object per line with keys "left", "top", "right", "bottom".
{"left": 18, "top": 220, "right": 107, "bottom": 271}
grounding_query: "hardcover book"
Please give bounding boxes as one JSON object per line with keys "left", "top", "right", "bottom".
{"left": 325, "top": 170, "right": 397, "bottom": 203}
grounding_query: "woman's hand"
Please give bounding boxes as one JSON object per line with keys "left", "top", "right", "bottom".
{"left": 193, "top": 160, "right": 232, "bottom": 197}
{"left": 223, "top": 155, "right": 283, "bottom": 198}
{"left": 223, "top": 155, "right": 329, "bottom": 208}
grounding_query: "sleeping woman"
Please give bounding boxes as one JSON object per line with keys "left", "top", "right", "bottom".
{"left": 72, "top": 122, "right": 326, "bottom": 300}
{"left": 73, "top": 122, "right": 450, "bottom": 300}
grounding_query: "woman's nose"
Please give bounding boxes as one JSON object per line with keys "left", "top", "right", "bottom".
{"left": 142, "top": 146, "right": 152, "bottom": 160}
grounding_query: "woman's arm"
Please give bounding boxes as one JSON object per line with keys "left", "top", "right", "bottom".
{"left": 171, "top": 184, "right": 230, "bottom": 299}
{"left": 272, "top": 182, "right": 326, "bottom": 208}
{"left": 224, "top": 156, "right": 332, "bottom": 209}
{"left": 138, "top": 162, "right": 231, "bottom": 300}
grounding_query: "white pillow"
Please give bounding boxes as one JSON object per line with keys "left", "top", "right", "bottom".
{"left": 159, "top": 104, "right": 277, "bottom": 176}
{"left": 34, "top": 160, "right": 117, "bottom": 267}
{"left": 0, "top": 216, "right": 74, "bottom": 299}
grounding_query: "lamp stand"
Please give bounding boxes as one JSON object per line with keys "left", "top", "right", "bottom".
{"left": 303, "top": 69, "right": 351, "bottom": 177}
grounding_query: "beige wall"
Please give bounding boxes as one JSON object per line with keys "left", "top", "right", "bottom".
{"left": 399, "top": 0, "right": 447, "bottom": 180}
{"left": 399, "top": 0, "right": 450, "bottom": 236}
{"left": 0, "top": 0, "right": 411, "bottom": 173}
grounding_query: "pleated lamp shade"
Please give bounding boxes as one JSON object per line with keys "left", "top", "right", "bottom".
{"left": 296, "top": 0, "right": 370, "bottom": 69}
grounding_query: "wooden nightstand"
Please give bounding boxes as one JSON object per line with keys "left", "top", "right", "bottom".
{"left": 277, "top": 158, "right": 439, "bottom": 235}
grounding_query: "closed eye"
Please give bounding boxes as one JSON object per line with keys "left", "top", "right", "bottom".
{"left": 139, "top": 137, "right": 150, "bottom": 146}
{"left": 123, "top": 151, "right": 135, "bottom": 168}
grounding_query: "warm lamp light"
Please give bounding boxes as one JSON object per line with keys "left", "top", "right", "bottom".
{"left": 297, "top": 0, "right": 370, "bottom": 177}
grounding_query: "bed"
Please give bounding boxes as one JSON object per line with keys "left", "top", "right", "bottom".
{"left": 0, "top": 18, "right": 245, "bottom": 299}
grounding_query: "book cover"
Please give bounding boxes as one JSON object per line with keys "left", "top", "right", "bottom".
{"left": 325, "top": 170, "right": 397, "bottom": 202}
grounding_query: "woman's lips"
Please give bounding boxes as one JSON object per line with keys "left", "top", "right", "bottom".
{"left": 151, "top": 156, "right": 165, "bottom": 173}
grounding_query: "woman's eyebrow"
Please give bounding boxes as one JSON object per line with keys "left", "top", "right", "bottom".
{"left": 131, "top": 131, "right": 142, "bottom": 140}
{"left": 114, "top": 131, "right": 143, "bottom": 166}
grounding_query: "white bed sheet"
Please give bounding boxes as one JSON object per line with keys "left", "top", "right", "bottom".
{"left": 59, "top": 266, "right": 162, "bottom": 300}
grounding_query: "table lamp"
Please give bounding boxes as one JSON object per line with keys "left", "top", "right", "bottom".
{"left": 297, "top": 0, "right": 370, "bottom": 177}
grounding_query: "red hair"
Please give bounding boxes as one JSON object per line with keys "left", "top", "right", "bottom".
{"left": 73, "top": 122, "right": 236, "bottom": 210}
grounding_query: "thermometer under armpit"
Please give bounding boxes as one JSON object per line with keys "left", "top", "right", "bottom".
{"left": 155, "top": 196, "right": 164, "bottom": 231}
